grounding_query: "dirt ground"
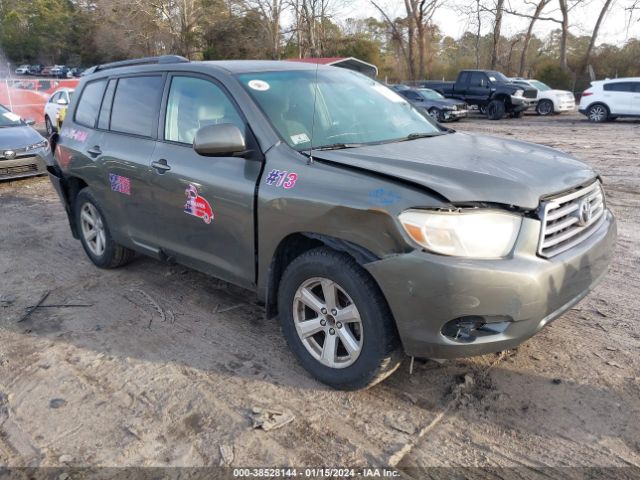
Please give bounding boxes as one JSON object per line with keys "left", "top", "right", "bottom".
{"left": 0, "top": 111, "right": 638, "bottom": 477}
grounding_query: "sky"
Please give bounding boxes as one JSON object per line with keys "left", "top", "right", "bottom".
{"left": 339, "top": 0, "right": 640, "bottom": 46}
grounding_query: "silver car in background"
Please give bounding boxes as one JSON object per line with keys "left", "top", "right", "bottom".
{"left": 0, "top": 104, "right": 52, "bottom": 180}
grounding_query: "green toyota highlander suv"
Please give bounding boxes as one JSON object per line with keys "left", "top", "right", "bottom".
{"left": 48, "top": 56, "right": 616, "bottom": 389}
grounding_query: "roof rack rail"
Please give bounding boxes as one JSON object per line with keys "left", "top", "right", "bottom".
{"left": 84, "top": 55, "right": 189, "bottom": 75}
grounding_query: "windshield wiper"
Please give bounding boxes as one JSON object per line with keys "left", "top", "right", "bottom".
{"left": 313, "top": 142, "right": 364, "bottom": 151}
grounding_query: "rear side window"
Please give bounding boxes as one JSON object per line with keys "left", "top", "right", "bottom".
{"left": 75, "top": 79, "right": 107, "bottom": 128}
{"left": 97, "top": 79, "right": 117, "bottom": 130}
{"left": 603, "top": 82, "right": 634, "bottom": 92}
{"left": 110, "top": 76, "right": 163, "bottom": 137}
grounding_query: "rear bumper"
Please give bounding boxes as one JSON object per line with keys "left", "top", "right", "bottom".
{"left": 0, "top": 155, "right": 47, "bottom": 181}
{"left": 47, "top": 165, "right": 79, "bottom": 238}
{"left": 366, "top": 211, "right": 616, "bottom": 358}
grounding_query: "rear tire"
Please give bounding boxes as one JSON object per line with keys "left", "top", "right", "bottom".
{"left": 277, "top": 247, "right": 403, "bottom": 390}
{"left": 487, "top": 99, "right": 505, "bottom": 120}
{"left": 75, "top": 188, "right": 135, "bottom": 269}
{"left": 587, "top": 103, "right": 609, "bottom": 123}
{"left": 45, "top": 116, "right": 55, "bottom": 136}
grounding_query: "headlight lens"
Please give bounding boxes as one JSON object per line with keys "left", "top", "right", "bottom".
{"left": 26, "top": 139, "right": 49, "bottom": 151}
{"left": 399, "top": 209, "right": 522, "bottom": 258}
{"left": 513, "top": 89, "right": 524, "bottom": 97}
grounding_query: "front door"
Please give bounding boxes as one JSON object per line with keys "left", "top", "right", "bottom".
{"left": 149, "top": 74, "right": 262, "bottom": 288}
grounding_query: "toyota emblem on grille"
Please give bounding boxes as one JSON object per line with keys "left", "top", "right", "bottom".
{"left": 4, "top": 150, "right": 16, "bottom": 160}
{"left": 577, "top": 198, "right": 592, "bottom": 226}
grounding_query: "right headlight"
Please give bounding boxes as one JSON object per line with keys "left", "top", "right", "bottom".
{"left": 399, "top": 209, "right": 522, "bottom": 258}
{"left": 513, "top": 89, "right": 524, "bottom": 97}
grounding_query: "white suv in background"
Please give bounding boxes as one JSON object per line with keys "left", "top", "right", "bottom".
{"left": 44, "top": 87, "right": 74, "bottom": 135}
{"left": 511, "top": 78, "right": 575, "bottom": 115}
{"left": 579, "top": 77, "right": 640, "bottom": 122}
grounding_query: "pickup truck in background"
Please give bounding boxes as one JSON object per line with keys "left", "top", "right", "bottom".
{"left": 422, "top": 69, "right": 538, "bottom": 120}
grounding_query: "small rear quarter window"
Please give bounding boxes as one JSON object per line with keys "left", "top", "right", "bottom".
{"left": 75, "top": 79, "right": 107, "bottom": 128}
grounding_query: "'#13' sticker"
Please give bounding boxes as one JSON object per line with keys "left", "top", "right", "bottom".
{"left": 264, "top": 169, "right": 298, "bottom": 189}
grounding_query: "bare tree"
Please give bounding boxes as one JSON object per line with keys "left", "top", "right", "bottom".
{"left": 581, "top": 0, "right": 614, "bottom": 74}
{"left": 248, "top": 0, "right": 286, "bottom": 58}
{"left": 490, "top": 0, "right": 505, "bottom": 69}
{"left": 518, "top": 0, "right": 551, "bottom": 76}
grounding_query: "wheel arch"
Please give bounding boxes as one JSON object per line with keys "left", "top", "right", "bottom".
{"left": 61, "top": 175, "right": 89, "bottom": 238}
{"left": 265, "top": 232, "right": 381, "bottom": 319}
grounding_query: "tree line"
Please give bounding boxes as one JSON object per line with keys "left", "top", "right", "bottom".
{"left": 1, "top": 0, "right": 638, "bottom": 91}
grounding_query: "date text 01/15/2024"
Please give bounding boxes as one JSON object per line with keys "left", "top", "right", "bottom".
{"left": 231, "top": 467, "right": 400, "bottom": 477}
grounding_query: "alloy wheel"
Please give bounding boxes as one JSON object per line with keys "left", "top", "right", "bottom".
{"left": 588, "top": 105, "right": 607, "bottom": 122}
{"left": 80, "top": 202, "right": 106, "bottom": 257}
{"left": 292, "top": 277, "right": 363, "bottom": 369}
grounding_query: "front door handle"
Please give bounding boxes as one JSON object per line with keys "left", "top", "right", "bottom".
{"left": 87, "top": 145, "right": 102, "bottom": 158}
{"left": 151, "top": 159, "right": 171, "bottom": 174}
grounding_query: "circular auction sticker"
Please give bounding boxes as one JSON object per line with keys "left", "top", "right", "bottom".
{"left": 248, "top": 79, "right": 270, "bottom": 91}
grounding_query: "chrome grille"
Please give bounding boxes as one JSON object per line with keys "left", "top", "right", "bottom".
{"left": 538, "top": 181, "right": 606, "bottom": 258}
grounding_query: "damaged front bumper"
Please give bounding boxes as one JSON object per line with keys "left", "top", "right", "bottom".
{"left": 365, "top": 211, "right": 617, "bottom": 358}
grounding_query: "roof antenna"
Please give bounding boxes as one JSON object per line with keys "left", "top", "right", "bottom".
{"left": 306, "top": 62, "right": 320, "bottom": 165}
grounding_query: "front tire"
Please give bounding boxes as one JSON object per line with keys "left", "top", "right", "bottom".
{"left": 536, "top": 99, "right": 554, "bottom": 116}
{"left": 75, "top": 189, "right": 135, "bottom": 269}
{"left": 428, "top": 107, "right": 444, "bottom": 122}
{"left": 278, "top": 247, "right": 402, "bottom": 390}
{"left": 587, "top": 103, "right": 609, "bottom": 123}
{"left": 486, "top": 99, "right": 506, "bottom": 120}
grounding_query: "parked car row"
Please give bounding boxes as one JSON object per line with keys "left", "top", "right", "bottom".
{"left": 13, "top": 64, "right": 85, "bottom": 78}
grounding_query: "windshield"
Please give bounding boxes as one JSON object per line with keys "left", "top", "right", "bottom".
{"left": 0, "top": 105, "right": 23, "bottom": 128}
{"left": 238, "top": 69, "right": 440, "bottom": 150}
{"left": 486, "top": 71, "right": 510, "bottom": 83}
{"left": 417, "top": 88, "right": 444, "bottom": 100}
{"left": 530, "top": 80, "right": 551, "bottom": 91}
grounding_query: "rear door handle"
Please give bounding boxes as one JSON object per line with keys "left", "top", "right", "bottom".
{"left": 87, "top": 145, "right": 102, "bottom": 158}
{"left": 151, "top": 159, "right": 171, "bottom": 174}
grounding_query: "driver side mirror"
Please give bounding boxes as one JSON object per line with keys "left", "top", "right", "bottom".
{"left": 193, "top": 123, "right": 246, "bottom": 157}
{"left": 24, "top": 119, "right": 35, "bottom": 126}
{"left": 56, "top": 98, "right": 68, "bottom": 106}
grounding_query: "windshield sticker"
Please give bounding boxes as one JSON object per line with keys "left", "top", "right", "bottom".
{"left": 369, "top": 188, "right": 401, "bottom": 206}
{"left": 109, "top": 174, "right": 131, "bottom": 196}
{"left": 265, "top": 169, "right": 298, "bottom": 189}
{"left": 248, "top": 80, "right": 270, "bottom": 91}
{"left": 371, "top": 84, "right": 406, "bottom": 103}
{"left": 3, "top": 112, "right": 21, "bottom": 122}
{"left": 184, "top": 183, "right": 214, "bottom": 224}
{"left": 290, "top": 133, "right": 310, "bottom": 145}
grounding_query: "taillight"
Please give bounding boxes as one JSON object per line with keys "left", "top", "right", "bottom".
{"left": 581, "top": 91, "right": 593, "bottom": 97}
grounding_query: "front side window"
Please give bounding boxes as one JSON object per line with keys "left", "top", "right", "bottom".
{"left": 110, "top": 76, "right": 163, "bottom": 137}
{"left": 238, "top": 69, "right": 440, "bottom": 150}
{"left": 75, "top": 79, "right": 107, "bottom": 128}
{"left": 470, "top": 72, "right": 486, "bottom": 87}
{"left": 165, "top": 76, "right": 244, "bottom": 145}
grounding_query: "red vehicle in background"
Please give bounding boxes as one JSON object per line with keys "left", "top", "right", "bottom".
{"left": 0, "top": 78, "right": 79, "bottom": 124}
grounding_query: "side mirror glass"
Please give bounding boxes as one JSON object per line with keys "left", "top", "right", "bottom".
{"left": 25, "top": 119, "right": 35, "bottom": 126}
{"left": 56, "top": 98, "right": 68, "bottom": 105}
{"left": 193, "top": 123, "right": 246, "bottom": 157}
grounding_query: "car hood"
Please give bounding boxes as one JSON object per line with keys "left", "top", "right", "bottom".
{"left": 0, "top": 125, "right": 44, "bottom": 149}
{"left": 314, "top": 132, "right": 596, "bottom": 210}
{"left": 545, "top": 89, "right": 574, "bottom": 97}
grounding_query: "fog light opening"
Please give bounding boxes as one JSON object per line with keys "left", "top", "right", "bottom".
{"left": 442, "top": 316, "right": 512, "bottom": 343}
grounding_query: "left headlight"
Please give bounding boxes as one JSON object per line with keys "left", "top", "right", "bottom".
{"left": 399, "top": 209, "right": 522, "bottom": 258}
{"left": 26, "top": 139, "right": 49, "bottom": 151}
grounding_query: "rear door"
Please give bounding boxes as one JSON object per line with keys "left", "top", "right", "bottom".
{"left": 603, "top": 82, "right": 636, "bottom": 115}
{"left": 96, "top": 74, "right": 165, "bottom": 252}
{"left": 149, "top": 73, "right": 262, "bottom": 288}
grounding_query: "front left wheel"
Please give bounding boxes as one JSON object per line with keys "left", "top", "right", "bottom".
{"left": 277, "top": 247, "right": 403, "bottom": 390}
